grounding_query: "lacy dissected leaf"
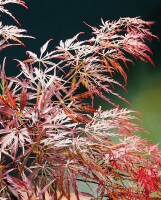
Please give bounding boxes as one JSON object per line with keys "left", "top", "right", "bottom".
{"left": 0, "top": 3, "right": 160, "bottom": 199}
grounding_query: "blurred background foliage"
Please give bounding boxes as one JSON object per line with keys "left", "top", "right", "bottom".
{"left": 1, "top": 0, "right": 161, "bottom": 147}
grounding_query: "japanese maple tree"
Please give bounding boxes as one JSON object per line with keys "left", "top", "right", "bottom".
{"left": 0, "top": 0, "right": 161, "bottom": 200}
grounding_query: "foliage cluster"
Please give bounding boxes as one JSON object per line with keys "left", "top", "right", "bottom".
{"left": 0, "top": 1, "right": 161, "bottom": 199}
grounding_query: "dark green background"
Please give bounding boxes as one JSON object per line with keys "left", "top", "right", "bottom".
{"left": 1, "top": 0, "right": 161, "bottom": 146}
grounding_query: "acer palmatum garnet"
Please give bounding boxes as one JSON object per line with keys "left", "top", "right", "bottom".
{"left": 0, "top": 1, "right": 161, "bottom": 199}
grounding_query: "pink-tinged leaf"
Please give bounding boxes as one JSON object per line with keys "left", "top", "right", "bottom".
{"left": 0, "top": 42, "right": 21, "bottom": 51}
{"left": 6, "top": 87, "right": 17, "bottom": 109}
{"left": 0, "top": 0, "right": 27, "bottom": 8}
{"left": 0, "top": 6, "right": 21, "bottom": 25}
{"left": 0, "top": 131, "right": 17, "bottom": 153}
{"left": 21, "top": 172, "right": 34, "bottom": 190}
{"left": 7, "top": 175, "right": 27, "bottom": 188}
{"left": 0, "top": 1, "right": 28, "bottom": 25}
{"left": 39, "top": 179, "right": 56, "bottom": 196}
{"left": 57, "top": 32, "right": 84, "bottom": 50}
{"left": 20, "top": 88, "right": 28, "bottom": 111}
{"left": 40, "top": 39, "right": 53, "bottom": 57}
{"left": 0, "top": 24, "right": 34, "bottom": 46}
{"left": 26, "top": 51, "right": 38, "bottom": 61}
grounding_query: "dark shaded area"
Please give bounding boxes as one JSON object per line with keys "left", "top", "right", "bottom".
{"left": 1, "top": 0, "right": 161, "bottom": 64}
